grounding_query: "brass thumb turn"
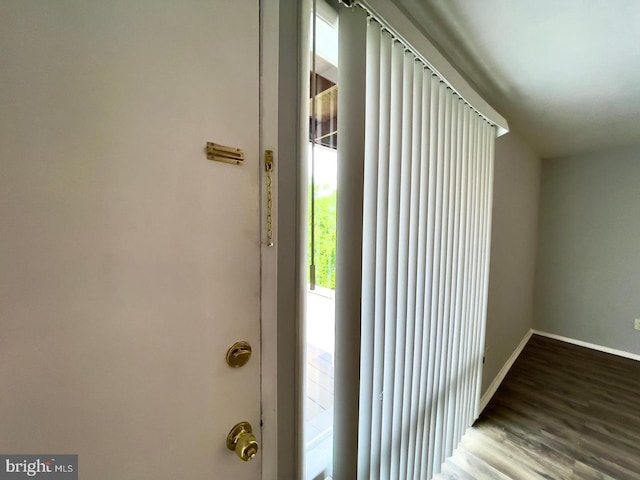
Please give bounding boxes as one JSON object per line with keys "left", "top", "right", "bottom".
{"left": 226, "top": 341, "right": 252, "bottom": 368}
{"left": 226, "top": 421, "right": 259, "bottom": 461}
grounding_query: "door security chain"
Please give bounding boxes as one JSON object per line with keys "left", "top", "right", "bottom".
{"left": 265, "top": 150, "right": 274, "bottom": 247}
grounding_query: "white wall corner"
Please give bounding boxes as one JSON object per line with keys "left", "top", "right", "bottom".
{"left": 479, "top": 329, "right": 533, "bottom": 413}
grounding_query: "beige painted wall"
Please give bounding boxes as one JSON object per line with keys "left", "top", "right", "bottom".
{"left": 0, "top": 2, "right": 262, "bottom": 478}
{"left": 482, "top": 130, "right": 541, "bottom": 394}
{"left": 534, "top": 143, "right": 640, "bottom": 355}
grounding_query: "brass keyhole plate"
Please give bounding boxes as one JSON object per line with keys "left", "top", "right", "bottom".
{"left": 226, "top": 341, "right": 252, "bottom": 368}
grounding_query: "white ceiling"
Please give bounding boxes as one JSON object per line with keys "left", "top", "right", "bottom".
{"left": 392, "top": 0, "right": 640, "bottom": 158}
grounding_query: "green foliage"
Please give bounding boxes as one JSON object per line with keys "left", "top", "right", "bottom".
{"left": 308, "top": 185, "right": 337, "bottom": 290}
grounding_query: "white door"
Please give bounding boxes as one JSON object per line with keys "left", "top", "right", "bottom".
{"left": 0, "top": 1, "right": 262, "bottom": 479}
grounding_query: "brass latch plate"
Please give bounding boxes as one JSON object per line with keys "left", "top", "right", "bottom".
{"left": 265, "top": 149, "right": 273, "bottom": 172}
{"left": 206, "top": 142, "right": 244, "bottom": 165}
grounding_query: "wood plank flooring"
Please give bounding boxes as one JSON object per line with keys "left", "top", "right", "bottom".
{"left": 434, "top": 334, "right": 640, "bottom": 480}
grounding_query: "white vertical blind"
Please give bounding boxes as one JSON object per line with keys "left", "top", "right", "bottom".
{"left": 333, "top": 6, "right": 367, "bottom": 480}
{"left": 355, "top": 17, "right": 496, "bottom": 479}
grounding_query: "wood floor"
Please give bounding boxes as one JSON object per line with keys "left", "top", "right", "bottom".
{"left": 434, "top": 334, "right": 640, "bottom": 480}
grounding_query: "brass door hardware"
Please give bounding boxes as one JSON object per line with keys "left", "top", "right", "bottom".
{"left": 206, "top": 142, "right": 244, "bottom": 165}
{"left": 264, "top": 149, "right": 273, "bottom": 172}
{"left": 264, "top": 150, "right": 274, "bottom": 247}
{"left": 226, "top": 421, "right": 259, "bottom": 462}
{"left": 226, "top": 341, "right": 252, "bottom": 368}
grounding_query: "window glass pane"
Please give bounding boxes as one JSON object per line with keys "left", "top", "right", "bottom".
{"left": 305, "top": 5, "right": 337, "bottom": 480}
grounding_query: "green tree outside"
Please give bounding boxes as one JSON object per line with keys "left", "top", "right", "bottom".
{"left": 308, "top": 185, "right": 337, "bottom": 290}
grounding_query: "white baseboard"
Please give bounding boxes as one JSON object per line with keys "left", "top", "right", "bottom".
{"left": 479, "top": 329, "right": 532, "bottom": 413}
{"left": 531, "top": 330, "right": 640, "bottom": 362}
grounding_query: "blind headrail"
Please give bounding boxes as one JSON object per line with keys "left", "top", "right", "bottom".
{"left": 356, "top": 0, "right": 509, "bottom": 136}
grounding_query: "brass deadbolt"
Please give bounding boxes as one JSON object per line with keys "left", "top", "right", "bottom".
{"left": 226, "top": 341, "right": 252, "bottom": 368}
{"left": 226, "top": 421, "right": 259, "bottom": 462}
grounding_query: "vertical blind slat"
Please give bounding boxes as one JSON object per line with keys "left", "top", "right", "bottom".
{"left": 453, "top": 104, "right": 470, "bottom": 446}
{"left": 433, "top": 86, "right": 454, "bottom": 472}
{"left": 400, "top": 59, "right": 424, "bottom": 480}
{"left": 358, "top": 19, "right": 381, "bottom": 479}
{"left": 476, "top": 121, "right": 490, "bottom": 420}
{"left": 444, "top": 98, "right": 463, "bottom": 458}
{"left": 481, "top": 131, "right": 496, "bottom": 415}
{"left": 471, "top": 123, "right": 488, "bottom": 418}
{"left": 370, "top": 27, "right": 393, "bottom": 480}
{"left": 457, "top": 108, "right": 471, "bottom": 437}
{"left": 334, "top": 6, "right": 367, "bottom": 479}
{"left": 421, "top": 77, "right": 442, "bottom": 479}
{"left": 425, "top": 81, "right": 447, "bottom": 480}
{"left": 362, "top": 28, "right": 392, "bottom": 479}
{"left": 379, "top": 39, "right": 404, "bottom": 480}
{"left": 465, "top": 115, "right": 481, "bottom": 428}
{"left": 450, "top": 102, "right": 464, "bottom": 448}
{"left": 412, "top": 72, "right": 434, "bottom": 478}
{"left": 443, "top": 94, "right": 461, "bottom": 459}
{"left": 391, "top": 50, "right": 414, "bottom": 480}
